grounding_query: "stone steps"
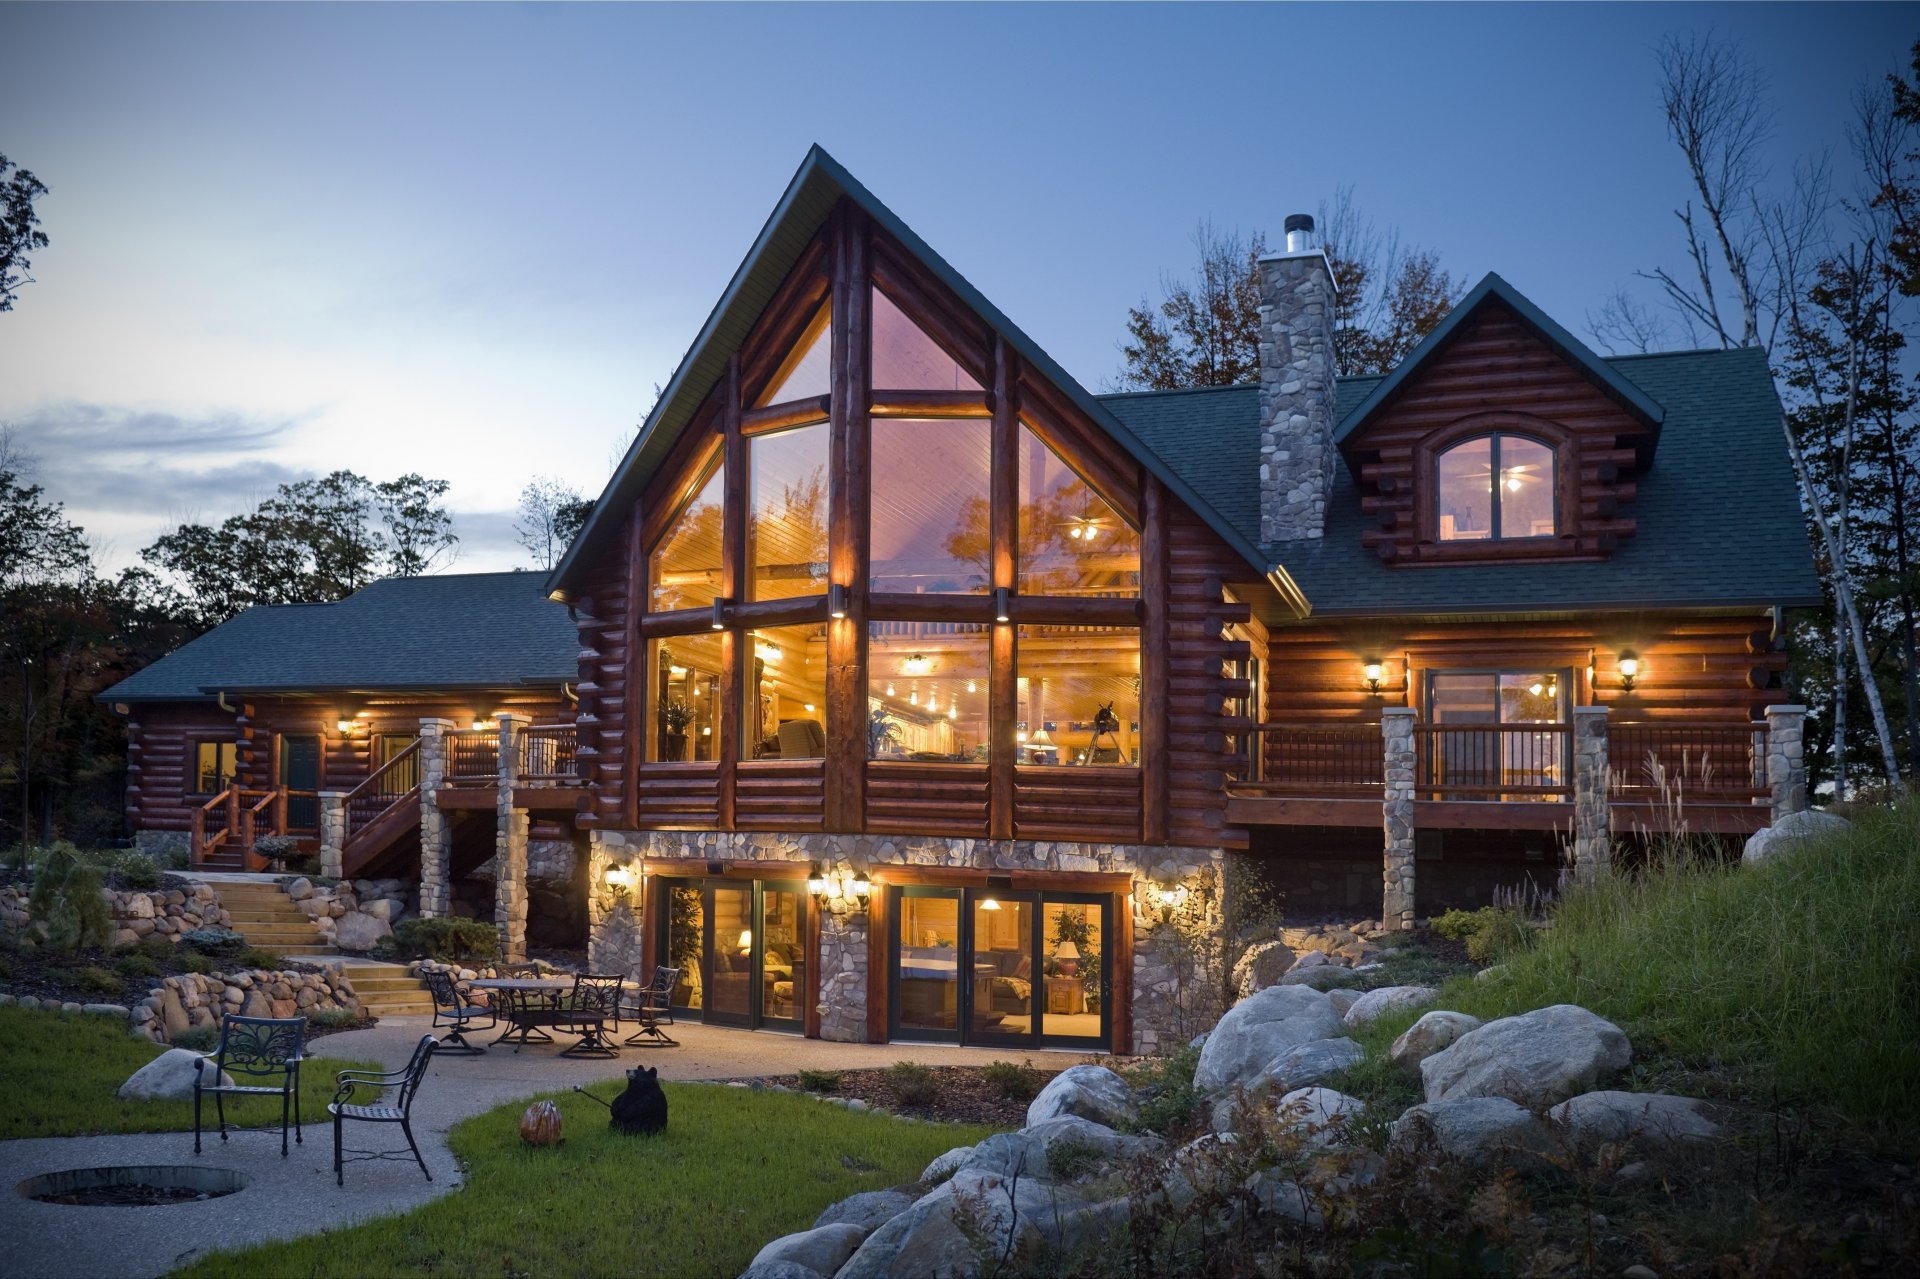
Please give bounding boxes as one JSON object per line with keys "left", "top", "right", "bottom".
{"left": 208, "top": 880, "right": 332, "bottom": 957}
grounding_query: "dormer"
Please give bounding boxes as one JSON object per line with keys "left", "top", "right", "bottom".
{"left": 1336, "top": 274, "right": 1665, "bottom": 566}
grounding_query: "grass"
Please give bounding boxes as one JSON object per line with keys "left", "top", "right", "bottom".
{"left": 1333, "top": 798, "right": 1920, "bottom": 1145}
{"left": 179, "top": 1083, "right": 1000, "bottom": 1279}
{"left": 0, "top": 1003, "right": 377, "bottom": 1139}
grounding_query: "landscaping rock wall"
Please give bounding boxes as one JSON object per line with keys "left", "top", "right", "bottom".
{"left": 0, "top": 878, "right": 231, "bottom": 948}
{"left": 134, "top": 966, "right": 360, "bottom": 1043}
{"left": 283, "top": 876, "right": 415, "bottom": 952}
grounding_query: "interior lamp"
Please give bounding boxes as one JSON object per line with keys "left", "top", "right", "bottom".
{"left": 903, "top": 653, "right": 932, "bottom": 676}
{"left": 1363, "top": 662, "right": 1385, "bottom": 694}
{"left": 737, "top": 929, "right": 753, "bottom": 954}
{"left": 1054, "top": 939, "right": 1081, "bottom": 975}
{"left": 1029, "top": 726, "right": 1056, "bottom": 749}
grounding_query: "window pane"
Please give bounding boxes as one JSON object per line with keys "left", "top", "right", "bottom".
{"left": 194, "top": 741, "right": 236, "bottom": 793}
{"left": 871, "top": 287, "right": 983, "bottom": 393}
{"left": 1498, "top": 436, "right": 1555, "bottom": 538}
{"left": 868, "top": 621, "right": 990, "bottom": 762}
{"left": 871, "top": 417, "right": 991, "bottom": 594}
{"left": 972, "top": 895, "right": 1033, "bottom": 1039}
{"left": 649, "top": 455, "right": 725, "bottom": 612}
{"left": 1016, "top": 625, "right": 1140, "bottom": 767}
{"left": 756, "top": 302, "right": 831, "bottom": 406}
{"left": 665, "top": 883, "right": 703, "bottom": 1009}
{"left": 749, "top": 421, "right": 829, "bottom": 601}
{"left": 1436, "top": 437, "right": 1493, "bottom": 541}
{"left": 746, "top": 623, "right": 829, "bottom": 760}
{"left": 1043, "top": 899, "right": 1104, "bottom": 1034}
{"left": 648, "top": 633, "right": 722, "bottom": 762}
{"left": 1498, "top": 671, "right": 1565, "bottom": 724}
{"left": 761, "top": 886, "right": 804, "bottom": 1024}
{"left": 1017, "top": 423, "right": 1139, "bottom": 597}
{"left": 897, "top": 891, "right": 961, "bottom": 1033}
{"left": 1428, "top": 673, "right": 1497, "bottom": 723}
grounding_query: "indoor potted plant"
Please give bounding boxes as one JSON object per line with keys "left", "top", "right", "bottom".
{"left": 661, "top": 699, "right": 694, "bottom": 761}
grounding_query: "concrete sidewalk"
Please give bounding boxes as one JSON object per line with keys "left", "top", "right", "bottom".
{"left": 0, "top": 1015, "right": 1073, "bottom": 1279}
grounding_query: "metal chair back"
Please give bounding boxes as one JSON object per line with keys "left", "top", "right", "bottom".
{"left": 214, "top": 1015, "right": 307, "bottom": 1080}
{"left": 570, "top": 974, "right": 624, "bottom": 1018}
{"left": 392, "top": 1033, "right": 437, "bottom": 1115}
{"left": 422, "top": 968, "right": 460, "bottom": 1010}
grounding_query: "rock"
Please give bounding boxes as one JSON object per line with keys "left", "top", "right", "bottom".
{"left": 1343, "top": 985, "right": 1436, "bottom": 1029}
{"left": 1253, "top": 1037, "right": 1365, "bottom": 1095}
{"left": 1621, "top": 1266, "right": 1659, "bottom": 1279}
{"left": 333, "top": 911, "right": 392, "bottom": 951}
{"left": 1194, "top": 985, "right": 1346, "bottom": 1095}
{"left": 1273, "top": 1087, "right": 1363, "bottom": 1148}
{"left": 747, "top": 1223, "right": 866, "bottom": 1277}
{"left": 298, "top": 898, "right": 330, "bottom": 918}
{"left": 1286, "top": 949, "right": 1330, "bottom": 972}
{"left": 82, "top": 1003, "right": 131, "bottom": 1018}
{"left": 361, "top": 898, "right": 398, "bottom": 924}
{"left": 121, "top": 893, "right": 155, "bottom": 920}
{"left": 1392, "top": 1097, "right": 1553, "bottom": 1168}
{"left": 1421, "top": 1004, "right": 1632, "bottom": 1107}
{"left": 737, "top": 1262, "right": 825, "bottom": 1279}
{"left": 1325, "top": 988, "right": 1361, "bottom": 1017}
{"left": 118, "top": 1049, "right": 233, "bottom": 1100}
{"left": 965, "top": 1116, "right": 1158, "bottom": 1180}
{"left": 286, "top": 877, "right": 314, "bottom": 901}
{"left": 1549, "top": 1091, "right": 1720, "bottom": 1155}
{"left": 813, "top": 1189, "right": 917, "bottom": 1233}
{"left": 837, "top": 1167, "right": 1094, "bottom": 1279}
{"left": 1231, "top": 940, "right": 1298, "bottom": 996}
{"left": 1244, "top": 1168, "right": 1326, "bottom": 1228}
{"left": 1390, "top": 1011, "right": 1484, "bottom": 1073}
{"left": 1742, "top": 809, "right": 1851, "bottom": 866}
{"left": 1026, "top": 1064, "right": 1137, "bottom": 1130}
{"left": 1278, "top": 965, "right": 1358, "bottom": 991}
{"left": 920, "top": 1145, "right": 975, "bottom": 1185}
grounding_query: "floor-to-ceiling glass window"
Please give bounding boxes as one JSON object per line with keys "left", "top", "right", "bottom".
{"left": 659, "top": 878, "right": 806, "bottom": 1031}
{"left": 893, "top": 888, "right": 962, "bottom": 1038}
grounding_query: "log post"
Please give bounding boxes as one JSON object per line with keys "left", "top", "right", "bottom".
{"left": 1381, "top": 709, "right": 1417, "bottom": 931}
{"left": 1570, "top": 706, "right": 1611, "bottom": 882}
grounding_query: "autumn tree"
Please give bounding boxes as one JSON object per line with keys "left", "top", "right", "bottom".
{"left": 0, "top": 152, "right": 49, "bottom": 313}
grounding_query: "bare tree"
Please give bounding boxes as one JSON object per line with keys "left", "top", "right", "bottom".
{"left": 515, "top": 476, "right": 586, "bottom": 572}
{"left": 1588, "top": 288, "right": 1672, "bottom": 355}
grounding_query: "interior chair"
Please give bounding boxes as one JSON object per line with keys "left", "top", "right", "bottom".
{"left": 193, "top": 1014, "right": 306, "bottom": 1157}
{"left": 777, "top": 718, "right": 827, "bottom": 760}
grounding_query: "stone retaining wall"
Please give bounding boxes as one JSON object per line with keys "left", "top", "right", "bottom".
{"left": 136, "top": 966, "right": 360, "bottom": 1043}
{"left": 0, "top": 878, "right": 231, "bottom": 947}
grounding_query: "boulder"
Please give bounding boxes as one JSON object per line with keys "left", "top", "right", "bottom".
{"left": 1026, "top": 1064, "right": 1137, "bottom": 1130}
{"left": 813, "top": 1189, "right": 917, "bottom": 1233}
{"left": 747, "top": 1223, "right": 866, "bottom": 1277}
{"left": 964, "top": 1115, "right": 1157, "bottom": 1180}
{"left": 82, "top": 1003, "right": 131, "bottom": 1019}
{"left": 1343, "top": 985, "right": 1436, "bottom": 1029}
{"left": 285, "top": 877, "right": 314, "bottom": 901}
{"left": 1244, "top": 1168, "right": 1325, "bottom": 1228}
{"left": 1194, "top": 985, "right": 1346, "bottom": 1095}
{"left": 1254, "top": 1037, "right": 1365, "bottom": 1095}
{"left": 837, "top": 1167, "right": 1094, "bottom": 1279}
{"left": 333, "top": 911, "right": 393, "bottom": 951}
{"left": 1278, "top": 965, "right": 1358, "bottom": 991}
{"left": 159, "top": 986, "right": 191, "bottom": 1039}
{"left": 1421, "top": 1004, "right": 1632, "bottom": 1107}
{"left": 919, "top": 1145, "right": 975, "bottom": 1185}
{"left": 1391, "top": 1097, "right": 1553, "bottom": 1168}
{"left": 121, "top": 893, "right": 155, "bottom": 920}
{"left": 1324, "top": 988, "right": 1361, "bottom": 1017}
{"left": 118, "top": 1049, "right": 233, "bottom": 1101}
{"left": 1273, "top": 1087, "right": 1363, "bottom": 1148}
{"left": 737, "top": 1262, "right": 825, "bottom": 1279}
{"left": 1548, "top": 1091, "right": 1720, "bottom": 1155}
{"left": 1230, "top": 940, "right": 1298, "bottom": 996}
{"left": 361, "top": 898, "right": 399, "bottom": 924}
{"left": 1742, "top": 809, "right": 1851, "bottom": 866}
{"left": 1390, "top": 1011, "right": 1483, "bottom": 1073}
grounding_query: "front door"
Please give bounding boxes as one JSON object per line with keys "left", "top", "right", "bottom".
{"left": 280, "top": 735, "right": 321, "bottom": 831}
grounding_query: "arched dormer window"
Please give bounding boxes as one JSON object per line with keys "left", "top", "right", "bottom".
{"left": 1434, "top": 433, "right": 1556, "bottom": 542}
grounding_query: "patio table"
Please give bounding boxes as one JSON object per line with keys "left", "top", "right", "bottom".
{"left": 470, "top": 978, "right": 574, "bottom": 1049}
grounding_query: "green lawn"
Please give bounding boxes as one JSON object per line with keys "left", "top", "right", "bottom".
{"left": 180, "top": 1084, "right": 1000, "bottom": 1279}
{"left": 0, "top": 1003, "right": 377, "bottom": 1139}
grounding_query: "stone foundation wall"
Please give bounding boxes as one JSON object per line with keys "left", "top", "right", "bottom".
{"left": 587, "top": 828, "right": 1224, "bottom": 1053}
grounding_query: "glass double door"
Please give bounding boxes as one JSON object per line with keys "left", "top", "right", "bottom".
{"left": 891, "top": 886, "right": 1109, "bottom": 1049}
{"left": 661, "top": 879, "right": 807, "bottom": 1032}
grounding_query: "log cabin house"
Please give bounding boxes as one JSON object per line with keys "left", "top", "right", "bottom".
{"left": 104, "top": 147, "right": 1820, "bottom": 1054}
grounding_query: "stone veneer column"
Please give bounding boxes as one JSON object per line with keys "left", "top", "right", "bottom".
{"left": 416, "top": 719, "right": 454, "bottom": 918}
{"left": 1255, "top": 244, "right": 1339, "bottom": 543}
{"left": 816, "top": 902, "right": 870, "bottom": 1044}
{"left": 1571, "top": 706, "right": 1611, "bottom": 883}
{"left": 1765, "top": 704, "right": 1809, "bottom": 823}
{"left": 494, "top": 712, "right": 529, "bottom": 962}
{"left": 318, "top": 792, "right": 347, "bottom": 878}
{"left": 1381, "top": 709, "right": 1417, "bottom": 931}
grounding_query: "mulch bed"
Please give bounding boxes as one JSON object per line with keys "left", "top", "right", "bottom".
{"left": 757, "top": 1063, "right": 1122, "bottom": 1128}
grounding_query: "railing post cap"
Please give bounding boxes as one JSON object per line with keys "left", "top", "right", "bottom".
{"left": 1764, "top": 704, "right": 1808, "bottom": 717}
{"left": 1572, "top": 705, "right": 1610, "bottom": 716}
{"left": 318, "top": 790, "right": 350, "bottom": 799}
{"left": 419, "top": 717, "right": 456, "bottom": 730}
{"left": 495, "top": 711, "right": 528, "bottom": 724}
{"left": 1381, "top": 707, "right": 1418, "bottom": 718}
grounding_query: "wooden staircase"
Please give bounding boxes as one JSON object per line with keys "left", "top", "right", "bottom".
{"left": 217, "top": 880, "right": 334, "bottom": 957}
{"left": 340, "top": 960, "right": 435, "bottom": 1017}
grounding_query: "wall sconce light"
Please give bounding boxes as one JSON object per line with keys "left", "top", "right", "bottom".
{"left": 1618, "top": 655, "right": 1640, "bottom": 692}
{"left": 1362, "top": 661, "right": 1385, "bottom": 694}
{"left": 1152, "top": 881, "right": 1191, "bottom": 924}
{"left": 711, "top": 597, "right": 729, "bottom": 631}
{"left": 828, "top": 583, "right": 849, "bottom": 619}
{"left": 603, "top": 863, "right": 638, "bottom": 902}
{"left": 808, "top": 863, "right": 872, "bottom": 907}
{"left": 470, "top": 719, "right": 487, "bottom": 731}
{"left": 807, "top": 863, "right": 828, "bottom": 895}
{"left": 851, "top": 872, "right": 871, "bottom": 898}
{"left": 994, "top": 587, "right": 1011, "bottom": 623}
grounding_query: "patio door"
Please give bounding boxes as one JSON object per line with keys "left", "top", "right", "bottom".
{"left": 689, "top": 878, "right": 807, "bottom": 1032}
{"left": 1424, "top": 669, "right": 1570, "bottom": 799}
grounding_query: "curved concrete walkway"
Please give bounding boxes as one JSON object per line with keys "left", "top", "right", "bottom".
{"left": 0, "top": 1015, "right": 1077, "bottom": 1279}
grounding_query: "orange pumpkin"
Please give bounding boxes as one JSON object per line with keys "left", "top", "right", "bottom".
{"left": 519, "top": 1100, "right": 563, "bottom": 1147}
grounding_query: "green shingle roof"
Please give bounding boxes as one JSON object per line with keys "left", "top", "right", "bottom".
{"left": 99, "top": 572, "right": 578, "bottom": 703}
{"left": 1104, "top": 345, "right": 1823, "bottom": 617}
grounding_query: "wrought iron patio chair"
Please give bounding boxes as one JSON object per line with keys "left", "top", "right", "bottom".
{"left": 194, "top": 1014, "right": 306, "bottom": 1157}
{"left": 330, "top": 1034, "right": 439, "bottom": 1186}
{"left": 422, "top": 968, "right": 494, "bottom": 1055}
{"left": 555, "top": 974, "right": 624, "bottom": 1058}
{"left": 621, "top": 965, "right": 682, "bottom": 1046}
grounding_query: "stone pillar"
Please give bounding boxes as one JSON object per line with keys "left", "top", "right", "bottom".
{"left": 416, "top": 719, "right": 454, "bottom": 918}
{"left": 1381, "top": 709, "right": 1417, "bottom": 931}
{"left": 1571, "top": 706, "right": 1611, "bottom": 883}
{"left": 494, "top": 713, "right": 529, "bottom": 962}
{"left": 815, "top": 904, "right": 870, "bottom": 1043}
{"left": 318, "top": 792, "right": 348, "bottom": 878}
{"left": 1255, "top": 241, "right": 1339, "bottom": 543}
{"left": 1765, "top": 704, "right": 1809, "bottom": 823}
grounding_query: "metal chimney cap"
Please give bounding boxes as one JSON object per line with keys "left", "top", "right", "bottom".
{"left": 1283, "top": 213, "right": 1315, "bottom": 235}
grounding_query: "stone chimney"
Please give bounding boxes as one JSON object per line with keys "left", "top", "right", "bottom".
{"left": 1257, "top": 213, "right": 1339, "bottom": 543}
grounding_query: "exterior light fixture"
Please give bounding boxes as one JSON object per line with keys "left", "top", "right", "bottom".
{"left": 1618, "top": 655, "right": 1640, "bottom": 691}
{"left": 808, "top": 863, "right": 829, "bottom": 896}
{"left": 1363, "top": 662, "right": 1385, "bottom": 694}
{"left": 470, "top": 719, "right": 487, "bottom": 731}
{"left": 994, "top": 587, "right": 1011, "bottom": 623}
{"left": 979, "top": 896, "right": 1001, "bottom": 911}
{"left": 851, "top": 872, "right": 871, "bottom": 898}
{"left": 828, "top": 583, "right": 848, "bottom": 619}
{"left": 711, "top": 598, "right": 728, "bottom": 630}
{"left": 335, "top": 718, "right": 353, "bottom": 733}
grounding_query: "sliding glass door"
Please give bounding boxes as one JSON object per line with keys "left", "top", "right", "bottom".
{"left": 659, "top": 878, "right": 807, "bottom": 1032}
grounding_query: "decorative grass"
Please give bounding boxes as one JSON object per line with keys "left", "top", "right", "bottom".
{"left": 0, "top": 1003, "right": 377, "bottom": 1139}
{"left": 1336, "top": 799, "right": 1920, "bottom": 1144}
{"left": 180, "top": 1083, "right": 1000, "bottom": 1279}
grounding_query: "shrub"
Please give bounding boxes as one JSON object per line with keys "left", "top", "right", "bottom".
{"left": 114, "top": 953, "right": 162, "bottom": 980}
{"left": 101, "top": 850, "right": 161, "bottom": 891}
{"left": 72, "top": 965, "right": 126, "bottom": 997}
{"left": 886, "top": 1061, "right": 938, "bottom": 1109}
{"left": 134, "top": 935, "right": 176, "bottom": 961}
{"left": 1429, "top": 908, "right": 1486, "bottom": 941}
{"left": 1123, "top": 1041, "right": 1203, "bottom": 1136}
{"left": 238, "top": 947, "right": 285, "bottom": 971}
{"left": 306, "top": 1007, "right": 361, "bottom": 1030}
{"left": 391, "top": 917, "right": 499, "bottom": 963}
{"left": 27, "top": 843, "right": 112, "bottom": 953}
{"left": 179, "top": 951, "right": 216, "bottom": 975}
{"left": 171, "top": 1026, "right": 219, "bottom": 1052}
{"left": 1428, "top": 906, "right": 1530, "bottom": 964}
{"left": 980, "top": 1059, "right": 1043, "bottom": 1102}
{"left": 797, "top": 1069, "right": 842, "bottom": 1094}
{"left": 181, "top": 928, "right": 248, "bottom": 959}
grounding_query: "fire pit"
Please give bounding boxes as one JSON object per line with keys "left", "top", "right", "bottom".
{"left": 18, "top": 1164, "right": 248, "bottom": 1207}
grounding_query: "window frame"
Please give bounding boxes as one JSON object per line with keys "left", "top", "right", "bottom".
{"left": 1415, "top": 414, "right": 1574, "bottom": 552}
{"left": 187, "top": 739, "right": 238, "bottom": 797}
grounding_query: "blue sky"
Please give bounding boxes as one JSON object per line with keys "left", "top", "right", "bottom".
{"left": 0, "top": 2, "right": 1907, "bottom": 573}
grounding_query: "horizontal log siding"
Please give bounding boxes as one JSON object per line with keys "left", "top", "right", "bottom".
{"left": 573, "top": 509, "right": 636, "bottom": 830}
{"left": 1165, "top": 506, "right": 1251, "bottom": 850}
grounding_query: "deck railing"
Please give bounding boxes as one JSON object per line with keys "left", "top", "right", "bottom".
{"left": 520, "top": 724, "right": 578, "bottom": 783}
{"left": 446, "top": 729, "right": 498, "bottom": 785}
{"left": 344, "top": 738, "right": 423, "bottom": 841}
{"left": 190, "top": 787, "right": 237, "bottom": 863}
{"left": 1239, "top": 722, "right": 1384, "bottom": 793}
{"left": 1610, "top": 722, "right": 1767, "bottom": 801}
{"left": 1416, "top": 724, "right": 1572, "bottom": 801}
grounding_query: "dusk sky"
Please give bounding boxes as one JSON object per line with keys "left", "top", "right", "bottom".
{"left": 0, "top": 3, "right": 1906, "bottom": 575}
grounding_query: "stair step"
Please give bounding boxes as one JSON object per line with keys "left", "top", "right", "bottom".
{"left": 351, "top": 979, "right": 428, "bottom": 994}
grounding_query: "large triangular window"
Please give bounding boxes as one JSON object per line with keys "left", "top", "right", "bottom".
{"left": 1016, "top": 424, "right": 1139, "bottom": 597}
{"left": 871, "top": 287, "right": 983, "bottom": 393}
{"left": 648, "top": 454, "right": 725, "bottom": 612}
{"left": 756, "top": 302, "right": 832, "bottom": 407}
